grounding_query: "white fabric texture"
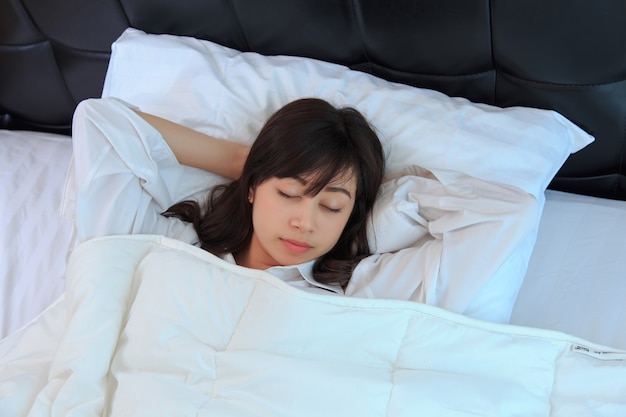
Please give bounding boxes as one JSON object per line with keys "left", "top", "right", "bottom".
{"left": 63, "top": 97, "right": 541, "bottom": 322}
{"left": 1, "top": 234, "right": 624, "bottom": 417}
{"left": 0, "top": 130, "right": 73, "bottom": 339}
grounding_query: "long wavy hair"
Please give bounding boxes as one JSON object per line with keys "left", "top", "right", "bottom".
{"left": 163, "top": 98, "right": 385, "bottom": 288}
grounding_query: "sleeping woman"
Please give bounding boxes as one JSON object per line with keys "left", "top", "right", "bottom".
{"left": 142, "top": 98, "right": 385, "bottom": 289}
{"left": 68, "top": 97, "right": 385, "bottom": 294}
{"left": 67, "top": 96, "right": 536, "bottom": 321}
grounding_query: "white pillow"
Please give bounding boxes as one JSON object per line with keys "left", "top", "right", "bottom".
{"left": 103, "top": 28, "right": 593, "bottom": 201}
{"left": 99, "top": 28, "right": 593, "bottom": 322}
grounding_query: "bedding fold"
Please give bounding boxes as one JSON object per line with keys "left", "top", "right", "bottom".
{"left": 2, "top": 235, "right": 624, "bottom": 416}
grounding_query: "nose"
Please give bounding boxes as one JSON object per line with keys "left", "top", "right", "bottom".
{"left": 290, "top": 201, "right": 316, "bottom": 232}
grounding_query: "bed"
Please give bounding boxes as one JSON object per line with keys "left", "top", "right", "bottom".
{"left": 1, "top": 1, "right": 626, "bottom": 415}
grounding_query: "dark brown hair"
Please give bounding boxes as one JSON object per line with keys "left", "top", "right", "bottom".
{"left": 163, "top": 98, "right": 385, "bottom": 288}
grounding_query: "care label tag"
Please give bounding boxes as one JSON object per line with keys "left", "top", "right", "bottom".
{"left": 572, "top": 344, "right": 626, "bottom": 361}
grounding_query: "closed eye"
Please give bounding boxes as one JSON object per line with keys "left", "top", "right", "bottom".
{"left": 278, "top": 190, "right": 298, "bottom": 199}
{"left": 323, "top": 205, "right": 342, "bottom": 213}
{"left": 278, "top": 189, "right": 343, "bottom": 213}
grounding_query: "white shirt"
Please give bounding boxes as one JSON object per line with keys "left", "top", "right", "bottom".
{"left": 64, "top": 97, "right": 539, "bottom": 322}
{"left": 63, "top": 97, "right": 345, "bottom": 295}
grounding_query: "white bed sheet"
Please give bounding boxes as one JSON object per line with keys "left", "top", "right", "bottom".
{"left": 0, "top": 130, "right": 73, "bottom": 339}
{"left": 1, "top": 129, "right": 625, "bottom": 350}
{"left": 511, "top": 189, "right": 626, "bottom": 349}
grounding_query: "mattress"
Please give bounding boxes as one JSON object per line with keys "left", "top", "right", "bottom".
{"left": 1, "top": 128, "right": 625, "bottom": 350}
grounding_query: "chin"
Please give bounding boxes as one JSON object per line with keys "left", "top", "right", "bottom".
{"left": 276, "top": 251, "right": 316, "bottom": 267}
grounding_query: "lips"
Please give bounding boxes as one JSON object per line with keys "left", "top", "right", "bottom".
{"left": 281, "top": 238, "right": 313, "bottom": 254}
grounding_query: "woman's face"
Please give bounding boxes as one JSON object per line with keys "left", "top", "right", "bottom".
{"left": 238, "top": 173, "right": 357, "bottom": 269}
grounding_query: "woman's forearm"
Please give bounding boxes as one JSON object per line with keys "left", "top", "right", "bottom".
{"left": 134, "top": 110, "right": 249, "bottom": 180}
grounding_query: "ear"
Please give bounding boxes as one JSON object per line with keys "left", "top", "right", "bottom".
{"left": 248, "top": 186, "right": 255, "bottom": 203}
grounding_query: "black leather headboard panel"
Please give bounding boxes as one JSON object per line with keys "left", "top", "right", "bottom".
{"left": 1, "top": 0, "right": 625, "bottom": 200}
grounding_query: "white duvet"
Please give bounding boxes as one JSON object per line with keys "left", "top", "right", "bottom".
{"left": 2, "top": 234, "right": 625, "bottom": 416}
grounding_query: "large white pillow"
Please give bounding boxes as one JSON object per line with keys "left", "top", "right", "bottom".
{"left": 98, "top": 28, "right": 593, "bottom": 322}
{"left": 103, "top": 28, "right": 593, "bottom": 200}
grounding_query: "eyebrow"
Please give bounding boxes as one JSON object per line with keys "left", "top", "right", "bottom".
{"left": 293, "top": 176, "right": 353, "bottom": 199}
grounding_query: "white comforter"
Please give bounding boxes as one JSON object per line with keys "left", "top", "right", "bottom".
{"left": 2, "top": 234, "right": 624, "bottom": 416}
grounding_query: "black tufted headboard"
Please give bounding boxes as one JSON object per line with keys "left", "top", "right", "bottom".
{"left": 1, "top": 0, "right": 625, "bottom": 200}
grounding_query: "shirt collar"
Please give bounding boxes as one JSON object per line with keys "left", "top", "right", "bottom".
{"left": 222, "top": 254, "right": 342, "bottom": 295}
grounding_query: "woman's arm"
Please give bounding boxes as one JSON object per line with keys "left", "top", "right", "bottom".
{"left": 134, "top": 110, "right": 249, "bottom": 180}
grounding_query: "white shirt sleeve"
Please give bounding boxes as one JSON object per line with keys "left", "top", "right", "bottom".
{"left": 346, "top": 168, "right": 542, "bottom": 321}
{"left": 62, "top": 97, "right": 221, "bottom": 245}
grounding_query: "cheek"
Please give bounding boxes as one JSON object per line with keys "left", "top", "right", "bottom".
{"left": 339, "top": 203, "right": 356, "bottom": 228}
{"left": 251, "top": 192, "right": 284, "bottom": 228}
{"left": 324, "top": 211, "right": 353, "bottom": 239}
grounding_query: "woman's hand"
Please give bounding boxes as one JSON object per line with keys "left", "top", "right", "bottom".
{"left": 134, "top": 110, "right": 249, "bottom": 180}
